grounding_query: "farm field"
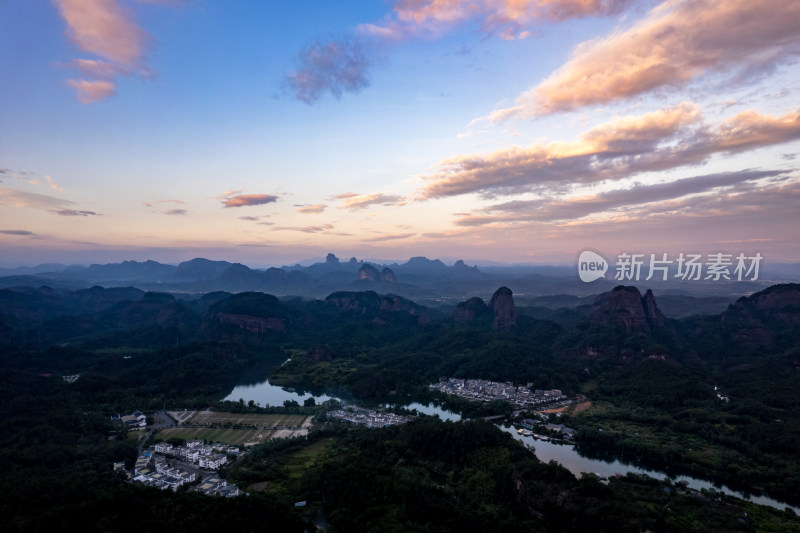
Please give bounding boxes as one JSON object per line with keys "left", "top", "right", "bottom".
{"left": 169, "top": 410, "right": 310, "bottom": 429}
{"left": 160, "top": 411, "right": 314, "bottom": 446}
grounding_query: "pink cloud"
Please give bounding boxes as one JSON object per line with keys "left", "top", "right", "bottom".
{"left": 289, "top": 1, "right": 630, "bottom": 103}
{"left": 418, "top": 105, "right": 800, "bottom": 199}
{"left": 65, "top": 79, "right": 116, "bottom": 103}
{"left": 220, "top": 194, "right": 280, "bottom": 208}
{"left": 361, "top": 0, "right": 633, "bottom": 41}
{"left": 488, "top": 0, "right": 800, "bottom": 119}
{"left": 53, "top": 0, "right": 181, "bottom": 102}
{"left": 54, "top": 0, "right": 149, "bottom": 67}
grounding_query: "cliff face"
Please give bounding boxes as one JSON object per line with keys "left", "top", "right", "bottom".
{"left": 725, "top": 283, "right": 800, "bottom": 321}
{"left": 721, "top": 283, "right": 800, "bottom": 348}
{"left": 589, "top": 286, "right": 665, "bottom": 334}
{"left": 356, "top": 264, "right": 396, "bottom": 283}
{"left": 381, "top": 267, "right": 397, "bottom": 283}
{"left": 453, "top": 297, "right": 490, "bottom": 324}
{"left": 358, "top": 264, "right": 381, "bottom": 281}
{"left": 489, "top": 286, "right": 517, "bottom": 331}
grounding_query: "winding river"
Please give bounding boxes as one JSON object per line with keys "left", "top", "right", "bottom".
{"left": 225, "top": 380, "right": 798, "bottom": 513}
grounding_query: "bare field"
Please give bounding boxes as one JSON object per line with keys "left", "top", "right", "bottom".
{"left": 537, "top": 401, "right": 593, "bottom": 415}
{"left": 157, "top": 426, "right": 310, "bottom": 446}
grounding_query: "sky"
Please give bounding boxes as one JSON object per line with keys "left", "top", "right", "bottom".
{"left": 1, "top": 0, "right": 799, "bottom": 268}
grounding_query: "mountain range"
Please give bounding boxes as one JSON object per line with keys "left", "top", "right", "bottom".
{"left": 2, "top": 253, "right": 796, "bottom": 309}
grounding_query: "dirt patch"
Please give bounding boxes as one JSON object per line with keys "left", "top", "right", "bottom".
{"left": 537, "top": 401, "right": 592, "bottom": 415}
{"left": 248, "top": 481, "right": 270, "bottom": 491}
{"left": 570, "top": 400, "right": 592, "bottom": 414}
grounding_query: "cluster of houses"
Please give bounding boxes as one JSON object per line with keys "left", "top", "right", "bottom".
{"left": 516, "top": 418, "right": 576, "bottom": 441}
{"left": 328, "top": 406, "right": 411, "bottom": 428}
{"left": 128, "top": 453, "right": 198, "bottom": 491}
{"left": 154, "top": 439, "right": 240, "bottom": 470}
{"left": 122, "top": 439, "right": 243, "bottom": 496}
{"left": 430, "top": 378, "right": 572, "bottom": 409}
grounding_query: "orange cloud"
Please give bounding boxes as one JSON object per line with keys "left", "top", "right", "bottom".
{"left": 296, "top": 204, "right": 328, "bottom": 214}
{"left": 418, "top": 105, "right": 800, "bottom": 199}
{"left": 489, "top": 0, "right": 800, "bottom": 119}
{"left": 336, "top": 192, "right": 405, "bottom": 210}
{"left": 276, "top": 224, "right": 335, "bottom": 233}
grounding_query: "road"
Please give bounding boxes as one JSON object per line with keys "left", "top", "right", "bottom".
{"left": 137, "top": 410, "right": 176, "bottom": 456}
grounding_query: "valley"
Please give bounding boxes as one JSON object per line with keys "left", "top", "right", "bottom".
{"left": 1, "top": 258, "right": 799, "bottom": 531}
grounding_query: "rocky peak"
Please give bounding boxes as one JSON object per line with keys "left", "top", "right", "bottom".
{"left": 590, "top": 286, "right": 665, "bottom": 334}
{"left": 721, "top": 283, "right": 800, "bottom": 348}
{"left": 489, "top": 286, "right": 517, "bottom": 331}
{"left": 642, "top": 289, "right": 666, "bottom": 328}
{"left": 452, "top": 259, "right": 482, "bottom": 279}
{"left": 325, "top": 253, "right": 340, "bottom": 265}
{"left": 727, "top": 283, "right": 800, "bottom": 318}
{"left": 453, "top": 296, "right": 490, "bottom": 324}
{"left": 381, "top": 267, "right": 396, "bottom": 283}
{"left": 358, "top": 263, "right": 381, "bottom": 281}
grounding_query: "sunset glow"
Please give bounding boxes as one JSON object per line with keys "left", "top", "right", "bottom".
{"left": 1, "top": 0, "right": 798, "bottom": 266}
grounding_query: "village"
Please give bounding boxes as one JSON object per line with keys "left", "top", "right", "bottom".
{"left": 121, "top": 439, "right": 244, "bottom": 496}
{"left": 327, "top": 405, "right": 412, "bottom": 428}
{"left": 429, "top": 377, "right": 578, "bottom": 410}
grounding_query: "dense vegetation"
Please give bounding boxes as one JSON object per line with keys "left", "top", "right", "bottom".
{"left": 228, "top": 418, "right": 800, "bottom": 532}
{"left": 0, "top": 366, "right": 304, "bottom": 532}
{"left": 1, "top": 282, "right": 799, "bottom": 530}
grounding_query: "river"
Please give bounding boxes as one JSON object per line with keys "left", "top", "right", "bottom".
{"left": 501, "top": 427, "right": 800, "bottom": 514}
{"left": 225, "top": 379, "right": 798, "bottom": 513}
